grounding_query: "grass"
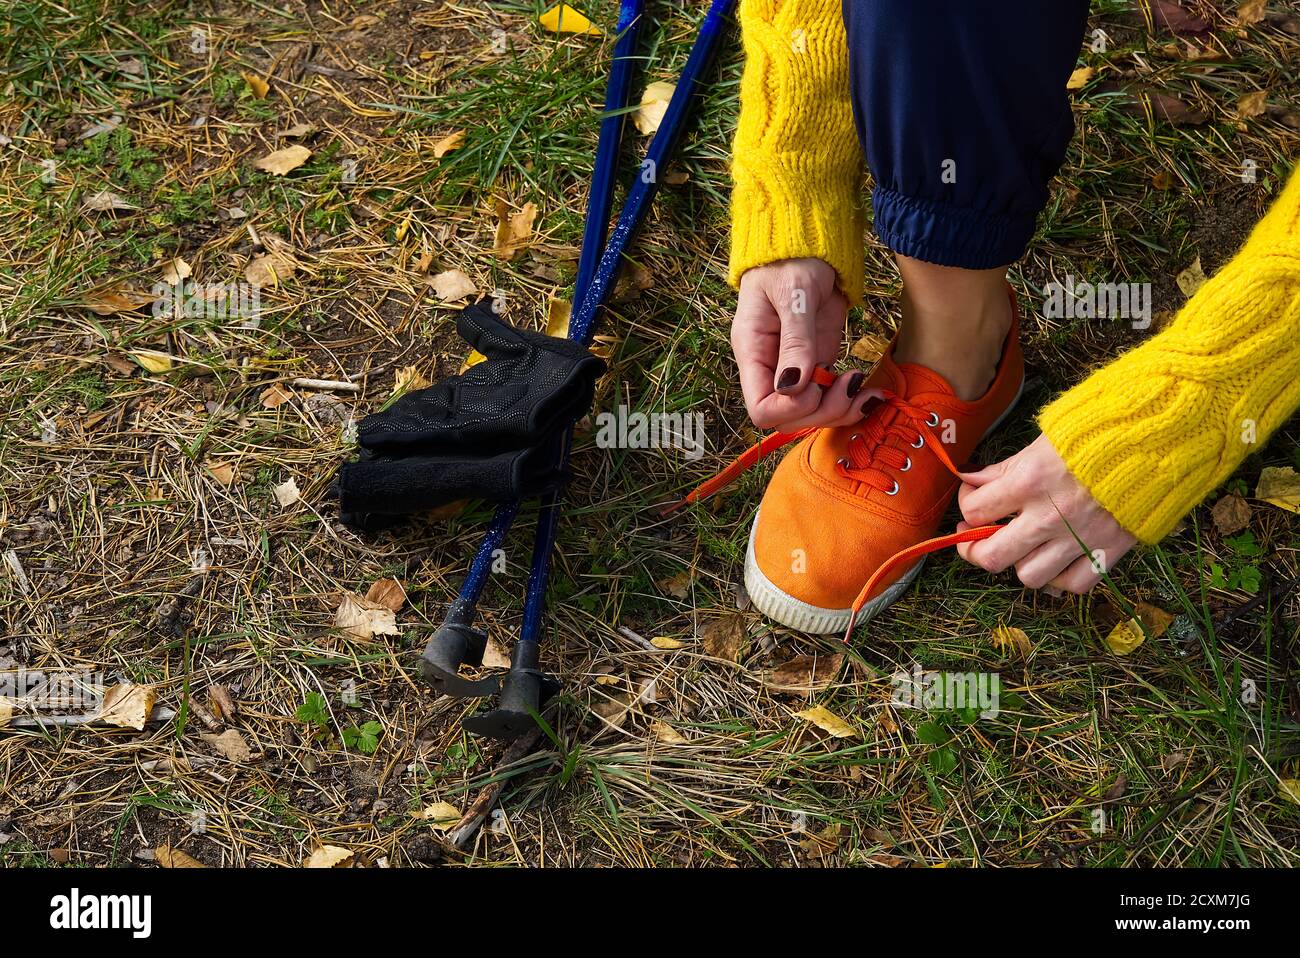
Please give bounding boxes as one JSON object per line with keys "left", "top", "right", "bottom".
{"left": 0, "top": 0, "right": 1296, "bottom": 867}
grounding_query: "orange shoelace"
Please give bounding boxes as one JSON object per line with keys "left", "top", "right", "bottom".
{"left": 661, "top": 389, "right": 1004, "bottom": 642}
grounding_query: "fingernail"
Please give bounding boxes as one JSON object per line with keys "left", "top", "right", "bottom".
{"left": 846, "top": 372, "right": 865, "bottom": 398}
{"left": 777, "top": 367, "right": 800, "bottom": 390}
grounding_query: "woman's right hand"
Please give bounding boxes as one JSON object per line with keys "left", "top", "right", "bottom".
{"left": 730, "top": 258, "right": 873, "bottom": 431}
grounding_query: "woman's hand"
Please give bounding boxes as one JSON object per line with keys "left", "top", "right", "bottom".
{"left": 955, "top": 433, "right": 1137, "bottom": 594}
{"left": 731, "top": 258, "right": 871, "bottom": 431}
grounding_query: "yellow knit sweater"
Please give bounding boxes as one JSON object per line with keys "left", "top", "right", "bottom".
{"left": 729, "top": 0, "right": 1300, "bottom": 544}
{"left": 1038, "top": 168, "right": 1300, "bottom": 542}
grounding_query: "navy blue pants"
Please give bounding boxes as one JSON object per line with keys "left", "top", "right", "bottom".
{"left": 843, "top": 0, "right": 1090, "bottom": 269}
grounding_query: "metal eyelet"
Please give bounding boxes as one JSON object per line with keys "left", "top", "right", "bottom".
{"left": 849, "top": 433, "right": 860, "bottom": 442}
{"left": 911, "top": 434, "right": 925, "bottom": 449}
{"left": 926, "top": 411, "right": 940, "bottom": 427}
{"left": 836, "top": 457, "right": 850, "bottom": 469}
{"left": 886, "top": 480, "right": 900, "bottom": 495}
{"left": 900, "top": 457, "right": 912, "bottom": 472}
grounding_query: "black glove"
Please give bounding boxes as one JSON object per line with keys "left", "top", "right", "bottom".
{"left": 333, "top": 436, "right": 567, "bottom": 526}
{"left": 358, "top": 299, "right": 605, "bottom": 456}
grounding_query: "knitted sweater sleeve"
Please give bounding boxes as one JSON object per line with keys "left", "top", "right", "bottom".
{"left": 728, "top": 0, "right": 865, "bottom": 303}
{"left": 1039, "top": 163, "right": 1300, "bottom": 544}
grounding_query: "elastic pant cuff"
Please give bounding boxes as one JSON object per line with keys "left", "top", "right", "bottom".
{"left": 872, "top": 185, "right": 1036, "bottom": 269}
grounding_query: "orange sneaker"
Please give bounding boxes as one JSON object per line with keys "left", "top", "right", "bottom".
{"left": 667, "top": 290, "right": 1024, "bottom": 636}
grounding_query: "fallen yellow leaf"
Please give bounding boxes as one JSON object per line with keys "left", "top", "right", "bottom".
{"left": 0, "top": 696, "right": 12, "bottom": 728}
{"left": 1237, "top": 90, "right": 1268, "bottom": 118}
{"left": 390, "top": 365, "right": 429, "bottom": 398}
{"left": 1238, "top": 0, "right": 1267, "bottom": 25}
{"left": 1255, "top": 466, "right": 1300, "bottom": 514}
{"left": 1279, "top": 779, "right": 1300, "bottom": 805}
{"left": 87, "top": 287, "right": 154, "bottom": 315}
{"left": 161, "top": 256, "right": 191, "bottom": 285}
{"left": 1175, "top": 256, "right": 1208, "bottom": 298}
{"left": 130, "top": 350, "right": 173, "bottom": 374}
{"left": 991, "top": 625, "right": 1032, "bottom": 656}
{"left": 1135, "top": 601, "right": 1175, "bottom": 640}
{"left": 155, "top": 845, "right": 207, "bottom": 868}
{"left": 538, "top": 3, "right": 601, "bottom": 36}
{"left": 433, "top": 129, "right": 466, "bottom": 158}
{"left": 545, "top": 297, "right": 572, "bottom": 339}
{"left": 1104, "top": 618, "right": 1146, "bottom": 655}
{"left": 793, "top": 704, "right": 857, "bottom": 739}
{"left": 241, "top": 72, "right": 270, "bottom": 98}
{"left": 1066, "top": 66, "right": 1094, "bottom": 90}
{"left": 206, "top": 461, "right": 238, "bottom": 486}
{"left": 305, "top": 845, "right": 353, "bottom": 868}
{"left": 850, "top": 333, "right": 890, "bottom": 363}
{"left": 634, "top": 81, "right": 676, "bottom": 136}
{"left": 418, "top": 802, "right": 461, "bottom": 829}
{"left": 651, "top": 636, "right": 687, "bottom": 650}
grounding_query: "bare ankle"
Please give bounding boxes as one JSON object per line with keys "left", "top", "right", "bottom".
{"left": 892, "top": 257, "right": 1013, "bottom": 401}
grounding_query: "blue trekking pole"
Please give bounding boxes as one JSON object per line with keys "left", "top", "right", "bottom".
{"left": 418, "top": 0, "right": 645, "bottom": 699}
{"left": 463, "top": 0, "right": 738, "bottom": 739}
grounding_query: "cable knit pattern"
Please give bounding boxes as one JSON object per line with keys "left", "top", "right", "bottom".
{"left": 1040, "top": 164, "right": 1300, "bottom": 543}
{"left": 729, "top": 0, "right": 865, "bottom": 302}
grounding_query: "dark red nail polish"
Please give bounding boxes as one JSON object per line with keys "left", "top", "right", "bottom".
{"left": 777, "top": 367, "right": 800, "bottom": 390}
{"left": 846, "top": 372, "right": 865, "bottom": 398}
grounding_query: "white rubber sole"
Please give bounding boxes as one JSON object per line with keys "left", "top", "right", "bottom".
{"left": 743, "top": 375, "right": 1026, "bottom": 635}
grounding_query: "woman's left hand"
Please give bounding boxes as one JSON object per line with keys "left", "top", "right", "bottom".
{"left": 954, "top": 433, "right": 1138, "bottom": 594}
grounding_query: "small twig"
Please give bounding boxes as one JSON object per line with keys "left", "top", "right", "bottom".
{"left": 291, "top": 377, "right": 361, "bottom": 393}
{"left": 448, "top": 726, "right": 545, "bottom": 850}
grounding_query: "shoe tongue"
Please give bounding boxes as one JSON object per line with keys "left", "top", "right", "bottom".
{"left": 896, "top": 362, "right": 957, "bottom": 400}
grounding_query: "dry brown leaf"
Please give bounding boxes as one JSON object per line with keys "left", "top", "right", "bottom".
{"left": 1210, "top": 493, "right": 1251, "bottom": 535}
{"left": 335, "top": 593, "right": 400, "bottom": 639}
{"left": 82, "top": 190, "right": 136, "bottom": 213}
{"left": 426, "top": 498, "right": 470, "bottom": 520}
{"left": 651, "top": 720, "right": 688, "bottom": 745}
{"left": 1237, "top": 90, "right": 1268, "bottom": 118}
{"left": 260, "top": 384, "right": 294, "bottom": 408}
{"left": 428, "top": 269, "right": 477, "bottom": 302}
{"left": 87, "top": 287, "right": 154, "bottom": 315}
{"left": 660, "top": 569, "right": 693, "bottom": 598}
{"left": 591, "top": 691, "right": 633, "bottom": 726}
{"left": 1066, "top": 66, "right": 1094, "bottom": 90}
{"left": 160, "top": 256, "right": 191, "bottom": 285}
{"left": 206, "top": 461, "right": 238, "bottom": 485}
{"left": 793, "top": 704, "right": 857, "bottom": 739}
{"left": 700, "top": 615, "right": 749, "bottom": 663}
{"left": 273, "top": 477, "right": 300, "bottom": 507}
{"left": 201, "top": 728, "right": 252, "bottom": 763}
{"left": 1255, "top": 466, "right": 1300, "bottom": 514}
{"left": 245, "top": 250, "right": 297, "bottom": 287}
{"left": 391, "top": 365, "right": 429, "bottom": 398}
{"left": 254, "top": 144, "right": 311, "bottom": 175}
{"left": 850, "top": 333, "right": 890, "bottom": 363}
{"left": 1237, "top": 0, "right": 1267, "bottom": 25}
{"left": 155, "top": 845, "right": 207, "bottom": 868}
{"left": 1176, "top": 255, "right": 1208, "bottom": 297}
{"left": 1126, "top": 89, "right": 1209, "bottom": 125}
{"left": 991, "top": 625, "right": 1032, "bottom": 657}
{"left": 1135, "top": 601, "right": 1175, "bottom": 639}
{"left": 482, "top": 634, "right": 512, "bottom": 669}
{"left": 279, "top": 122, "right": 315, "bottom": 138}
{"left": 433, "top": 129, "right": 466, "bottom": 158}
{"left": 210, "top": 685, "right": 238, "bottom": 720}
{"left": 493, "top": 199, "right": 538, "bottom": 260}
{"left": 99, "top": 683, "right": 156, "bottom": 730}
{"left": 0, "top": 696, "right": 12, "bottom": 729}
{"left": 763, "top": 653, "right": 845, "bottom": 695}
{"left": 1104, "top": 618, "right": 1145, "bottom": 655}
{"left": 365, "top": 578, "right": 407, "bottom": 613}
{"left": 306, "top": 845, "right": 353, "bottom": 868}
{"left": 634, "top": 81, "right": 675, "bottom": 135}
